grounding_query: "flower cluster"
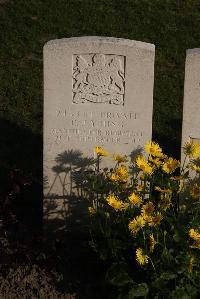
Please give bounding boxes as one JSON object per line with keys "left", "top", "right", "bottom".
{"left": 88, "top": 139, "right": 200, "bottom": 275}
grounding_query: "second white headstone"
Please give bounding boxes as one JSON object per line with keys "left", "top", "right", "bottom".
{"left": 181, "top": 49, "right": 200, "bottom": 166}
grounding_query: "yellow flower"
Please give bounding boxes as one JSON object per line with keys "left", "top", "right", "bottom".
{"left": 142, "top": 215, "right": 152, "bottom": 223}
{"left": 183, "top": 140, "right": 200, "bottom": 159}
{"left": 189, "top": 228, "right": 200, "bottom": 249}
{"left": 162, "top": 157, "right": 180, "bottom": 174}
{"left": 115, "top": 165, "right": 129, "bottom": 182}
{"left": 149, "top": 234, "right": 157, "bottom": 252}
{"left": 135, "top": 155, "right": 154, "bottom": 175}
{"left": 188, "top": 256, "right": 195, "bottom": 273}
{"left": 137, "top": 184, "right": 145, "bottom": 192}
{"left": 148, "top": 212, "right": 163, "bottom": 227}
{"left": 190, "top": 184, "right": 200, "bottom": 199}
{"left": 128, "top": 216, "right": 145, "bottom": 236}
{"left": 149, "top": 156, "right": 162, "bottom": 167}
{"left": 189, "top": 228, "right": 200, "bottom": 241}
{"left": 128, "top": 192, "right": 142, "bottom": 206}
{"left": 135, "top": 215, "right": 146, "bottom": 227}
{"left": 109, "top": 165, "right": 129, "bottom": 183}
{"left": 136, "top": 248, "right": 149, "bottom": 265}
{"left": 113, "top": 154, "right": 128, "bottom": 163}
{"left": 109, "top": 173, "right": 120, "bottom": 182}
{"left": 106, "top": 194, "right": 129, "bottom": 211}
{"left": 95, "top": 146, "right": 108, "bottom": 157}
{"left": 88, "top": 207, "right": 96, "bottom": 215}
{"left": 145, "top": 141, "right": 163, "bottom": 157}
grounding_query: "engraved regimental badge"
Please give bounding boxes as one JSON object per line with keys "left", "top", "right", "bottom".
{"left": 72, "top": 53, "right": 125, "bottom": 105}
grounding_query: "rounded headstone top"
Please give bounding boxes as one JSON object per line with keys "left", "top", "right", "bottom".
{"left": 44, "top": 36, "right": 155, "bottom": 51}
{"left": 186, "top": 48, "right": 200, "bottom": 55}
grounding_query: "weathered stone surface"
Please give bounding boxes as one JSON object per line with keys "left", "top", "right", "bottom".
{"left": 181, "top": 49, "right": 200, "bottom": 165}
{"left": 43, "top": 37, "right": 155, "bottom": 230}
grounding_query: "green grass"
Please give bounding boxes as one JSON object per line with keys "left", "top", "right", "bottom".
{"left": 1, "top": 0, "right": 200, "bottom": 181}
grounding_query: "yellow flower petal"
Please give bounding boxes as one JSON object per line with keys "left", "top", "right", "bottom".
{"left": 135, "top": 155, "right": 154, "bottom": 175}
{"left": 95, "top": 146, "right": 108, "bottom": 157}
{"left": 183, "top": 140, "right": 200, "bottom": 159}
{"left": 113, "top": 154, "right": 128, "bottom": 163}
{"left": 107, "top": 194, "right": 129, "bottom": 211}
{"left": 136, "top": 248, "right": 149, "bottom": 265}
{"left": 128, "top": 192, "right": 142, "bottom": 206}
{"left": 128, "top": 216, "right": 145, "bottom": 235}
{"left": 88, "top": 207, "right": 96, "bottom": 215}
{"left": 162, "top": 157, "right": 180, "bottom": 174}
{"left": 145, "top": 141, "right": 163, "bottom": 157}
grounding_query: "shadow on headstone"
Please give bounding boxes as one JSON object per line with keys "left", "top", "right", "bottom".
{"left": 44, "top": 146, "right": 150, "bottom": 237}
{"left": 130, "top": 146, "right": 144, "bottom": 161}
{"left": 44, "top": 149, "right": 96, "bottom": 237}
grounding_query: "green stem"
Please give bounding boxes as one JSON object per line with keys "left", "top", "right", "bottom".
{"left": 149, "top": 256, "right": 157, "bottom": 277}
{"left": 142, "top": 229, "right": 147, "bottom": 251}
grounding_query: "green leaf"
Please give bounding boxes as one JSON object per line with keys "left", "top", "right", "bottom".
{"left": 152, "top": 272, "right": 177, "bottom": 290}
{"left": 173, "top": 232, "right": 181, "bottom": 242}
{"left": 152, "top": 278, "right": 167, "bottom": 290}
{"left": 106, "top": 262, "right": 133, "bottom": 287}
{"left": 171, "top": 287, "right": 191, "bottom": 299}
{"left": 160, "top": 272, "right": 177, "bottom": 280}
{"left": 175, "top": 266, "right": 185, "bottom": 274}
{"left": 128, "top": 283, "right": 149, "bottom": 298}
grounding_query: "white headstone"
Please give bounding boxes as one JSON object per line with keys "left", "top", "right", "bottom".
{"left": 181, "top": 49, "right": 200, "bottom": 166}
{"left": 43, "top": 37, "right": 155, "bottom": 228}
